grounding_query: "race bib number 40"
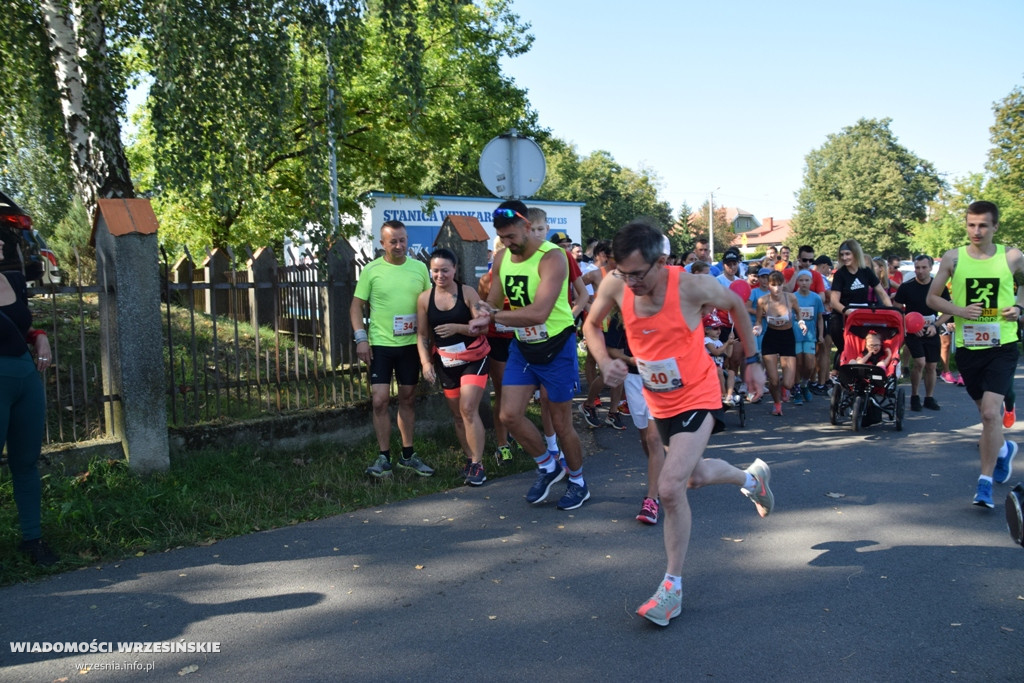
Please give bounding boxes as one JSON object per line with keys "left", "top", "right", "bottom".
{"left": 637, "top": 358, "right": 684, "bottom": 393}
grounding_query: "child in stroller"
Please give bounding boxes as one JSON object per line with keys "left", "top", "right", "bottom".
{"left": 829, "top": 306, "right": 906, "bottom": 431}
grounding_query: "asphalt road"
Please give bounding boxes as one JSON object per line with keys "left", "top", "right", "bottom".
{"left": 2, "top": 376, "right": 1022, "bottom": 682}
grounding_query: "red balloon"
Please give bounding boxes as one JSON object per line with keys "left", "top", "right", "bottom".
{"left": 905, "top": 312, "right": 925, "bottom": 334}
{"left": 729, "top": 279, "right": 752, "bottom": 302}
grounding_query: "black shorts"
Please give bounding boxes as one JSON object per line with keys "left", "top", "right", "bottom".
{"left": 487, "top": 335, "right": 512, "bottom": 363}
{"left": 433, "top": 355, "right": 489, "bottom": 392}
{"left": 654, "top": 408, "right": 725, "bottom": 445}
{"left": 955, "top": 343, "right": 1019, "bottom": 401}
{"left": 904, "top": 333, "right": 941, "bottom": 363}
{"left": 761, "top": 326, "right": 796, "bottom": 357}
{"left": 369, "top": 344, "right": 420, "bottom": 386}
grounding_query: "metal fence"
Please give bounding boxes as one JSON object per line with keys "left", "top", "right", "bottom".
{"left": 27, "top": 241, "right": 434, "bottom": 448}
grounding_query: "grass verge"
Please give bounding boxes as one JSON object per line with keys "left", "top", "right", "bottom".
{"left": 0, "top": 420, "right": 540, "bottom": 586}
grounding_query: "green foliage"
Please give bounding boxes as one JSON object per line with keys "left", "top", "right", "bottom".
{"left": 50, "top": 198, "right": 97, "bottom": 284}
{"left": 987, "top": 83, "right": 1024, "bottom": 196}
{"left": 538, "top": 142, "right": 673, "bottom": 241}
{"left": 688, "top": 201, "right": 736, "bottom": 260}
{"left": 791, "top": 118, "right": 944, "bottom": 258}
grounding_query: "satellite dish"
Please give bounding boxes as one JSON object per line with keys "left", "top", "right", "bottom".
{"left": 478, "top": 130, "right": 546, "bottom": 199}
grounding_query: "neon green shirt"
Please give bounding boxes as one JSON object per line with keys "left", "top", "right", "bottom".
{"left": 500, "top": 241, "right": 574, "bottom": 343}
{"left": 952, "top": 245, "right": 1017, "bottom": 349}
{"left": 354, "top": 257, "right": 430, "bottom": 347}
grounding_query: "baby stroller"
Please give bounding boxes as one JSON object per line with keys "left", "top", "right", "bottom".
{"left": 828, "top": 306, "right": 906, "bottom": 432}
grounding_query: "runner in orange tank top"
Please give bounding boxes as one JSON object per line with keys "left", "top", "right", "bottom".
{"left": 583, "top": 221, "right": 776, "bottom": 627}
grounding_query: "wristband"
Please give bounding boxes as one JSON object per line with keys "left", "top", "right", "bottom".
{"left": 25, "top": 329, "right": 47, "bottom": 343}
{"left": 353, "top": 329, "right": 368, "bottom": 344}
{"left": 1015, "top": 304, "right": 1024, "bottom": 318}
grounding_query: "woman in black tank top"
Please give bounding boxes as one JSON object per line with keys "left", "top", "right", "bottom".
{"left": 416, "top": 249, "right": 492, "bottom": 486}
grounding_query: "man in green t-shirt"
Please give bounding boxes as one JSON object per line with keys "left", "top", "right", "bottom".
{"left": 350, "top": 220, "right": 433, "bottom": 479}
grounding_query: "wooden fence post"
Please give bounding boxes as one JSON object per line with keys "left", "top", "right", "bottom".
{"left": 248, "top": 247, "right": 278, "bottom": 330}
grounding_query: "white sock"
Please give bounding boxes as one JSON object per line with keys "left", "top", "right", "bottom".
{"left": 663, "top": 573, "right": 682, "bottom": 592}
{"left": 979, "top": 474, "right": 993, "bottom": 484}
{"left": 744, "top": 472, "right": 757, "bottom": 490}
{"left": 999, "top": 441, "right": 1009, "bottom": 458}
{"left": 545, "top": 433, "right": 558, "bottom": 452}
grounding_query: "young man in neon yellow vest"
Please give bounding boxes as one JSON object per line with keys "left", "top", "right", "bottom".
{"left": 470, "top": 200, "right": 589, "bottom": 510}
{"left": 927, "top": 201, "right": 1024, "bottom": 508}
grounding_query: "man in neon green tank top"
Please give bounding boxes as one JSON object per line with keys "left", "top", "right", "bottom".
{"left": 471, "top": 200, "right": 589, "bottom": 510}
{"left": 928, "top": 201, "right": 1024, "bottom": 509}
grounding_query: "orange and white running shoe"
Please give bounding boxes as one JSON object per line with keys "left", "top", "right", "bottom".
{"left": 637, "top": 581, "right": 682, "bottom": 626}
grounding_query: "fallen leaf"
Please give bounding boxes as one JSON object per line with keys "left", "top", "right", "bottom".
{"left": 135, "top": 551, "right": 145, "bottom": 557}
{"left": 1000, "top": 626, "right": 1014, "bottom": 632}
{"left": 720, "top": 537, "right": 744, "bottom": 543}
{"left": 951, "top": 623, "right": 962, "bottom": 627}
{"left": 825, "top": 492, "right": 846, "bottom": 498}
{"left": 488, "top": 615, "right": 497, "bottom": 620}
{"left": 178, "top": 664, "right": 199, "bottom": 676}
{"left": 415, "top": 565, "right": 424, "bottom": 570}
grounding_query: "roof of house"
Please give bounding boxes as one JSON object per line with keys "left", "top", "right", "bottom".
{"left": 731, "top": 217, "right": 793, "bottom": 248}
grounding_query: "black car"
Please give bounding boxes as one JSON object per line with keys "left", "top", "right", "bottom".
{"left": 0, "top": 190, "right": 45, "bottom": 283}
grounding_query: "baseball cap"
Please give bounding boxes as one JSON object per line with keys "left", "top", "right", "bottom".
{"left": 758, "top": 267, "right": 773, "bottom": 277}
{"left": 723, "top": 253, "right": 739, "bottom": 263}
{"left": 814, "top": 255, "right": 833, "bottom": 267}
{"left": 702, "top": 313, "right": 725, "bottom": 328}
{"left": 548, "top": 231, "right": 571, "bottom": 244}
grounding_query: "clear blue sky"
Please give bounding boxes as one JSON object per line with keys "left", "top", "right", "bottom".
{"left": 500, "top": 0, "right": 1024, "bottom": 221}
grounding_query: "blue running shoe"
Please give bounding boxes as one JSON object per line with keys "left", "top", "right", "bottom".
{"left": 527, "top": 467, "right": 565, "bottom": 504}
{"left": 556, "top": 481, "right": 591, "bottom": 510}
{"left": 994, "top": 440, "right": 1018, "bottom": 484}
{"left": 973, "top": 479, "right": 994, "bottom": 509}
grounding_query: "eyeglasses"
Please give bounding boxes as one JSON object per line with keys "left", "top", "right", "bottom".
{"left": 798, "top": 257, "right": 814, "bottom": 263}
{"left": 614, "top": 262, "right": 655, "bottom": 282}
{"left": 492, "top": 208, "right": 528, "bottom": 222}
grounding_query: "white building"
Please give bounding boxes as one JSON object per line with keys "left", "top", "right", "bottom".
{"left": 360, "top": 192, "right": 585, "bottom": 253}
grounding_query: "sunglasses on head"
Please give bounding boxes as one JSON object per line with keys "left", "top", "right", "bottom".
{"left": 493, "top": 208, "right": 528, "bottom": 222}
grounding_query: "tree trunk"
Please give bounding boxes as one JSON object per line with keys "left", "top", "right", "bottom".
{"left": 40, "top": 0, "right": 133, "bottom": 217}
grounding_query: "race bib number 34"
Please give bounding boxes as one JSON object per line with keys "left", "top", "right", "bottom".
{"left": 637, "top": 358, "right": 684, "bottom": 393}
{"left": 393, "top": 314, "right": 417, "bottom": 336}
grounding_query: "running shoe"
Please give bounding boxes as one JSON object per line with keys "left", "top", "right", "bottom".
{"left": 579, "top": 402, "right": 601, "bottom": 428}
{"left": 954, "top": 372, "right": 965, "bottom": 386}
{"left": 604, "top": 412, "right": 627, "bottom": 430}
{"left": 910, "top": 395, "right": 922, "bottom": 411}
{"left": 636, "top": 580, "right": 682, "bottom": 626}
{"left": 495, "top": 444, "right": 514, "bottom": 465}
{"left": 1004, "top": 406, "right": 1016, "bottom": 429}
{"left": 460, "top": 458, "right": 471, "bottom": 478}
{"left": 742, "top": 458, "right": 774, "bottom": 518}
{"left": 792, "top": 392, "right": 804, "bottom": 406}
{"left": 636, "top": 497, "right": 659, "bottom": 525}
{"left": 973, "top": 479, "right": 994, "bottom": 509}
{"left": 782, "top": 387, "right": 790, "bottom": 403}
{"left": 465, "top": 461, "right": 487, "bottom": 486}
{"left": 923, "top": 397, "right": 940, "bottom": 411}
{"left": 396, "top": 454, "right": 434, "bottom": 477}
{"left": 940, "top": 371, "right": 956, "bottom": 384}
{"left": 802, "top": 385, "right": 813, "bottom": 402}
{"left": 771, "top": 403, "right": 783, "bottom": 416}
{"left": 18, "top": 538, "right": 59, "bottom": 567}
{"left": 618, "top": 399, "right": 631, "bottom": 416}
{"left": 994, "top": 440, "right": 1018, "bottom": 484}
{"left": 526, "top": 466, "right": 565, "bottom": 504}
{"left": 556, "top": 481, "right": 591, "bottom": 510}
{"left": 365, "top": 454, "right": 392, "bottom": 478}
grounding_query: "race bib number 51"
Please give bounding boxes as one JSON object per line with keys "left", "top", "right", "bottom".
{"left": 636, "top": 358, "right": 683, "bottom": 393}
